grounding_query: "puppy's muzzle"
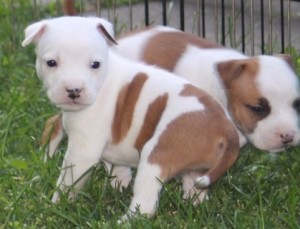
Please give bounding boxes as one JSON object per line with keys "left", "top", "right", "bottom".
{"left": 66, "top": 88, "right": 82, "bottom": 100}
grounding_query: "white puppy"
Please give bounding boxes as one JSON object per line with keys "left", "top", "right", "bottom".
{"left": 23, "top": 17, "right": 239, "bottom": 217}
{"left": 116, "top": 26, "right": 300, "bottom": 153}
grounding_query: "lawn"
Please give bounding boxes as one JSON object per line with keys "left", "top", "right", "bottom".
{"left": 0, "top": 1, "right": 299, "bottom": 228}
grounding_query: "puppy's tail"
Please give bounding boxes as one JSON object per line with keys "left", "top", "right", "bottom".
{"left": 194, "top": 134, "right": 239, "bottom": 188}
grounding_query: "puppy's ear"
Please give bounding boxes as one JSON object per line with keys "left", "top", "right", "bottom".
{"left": 22, "top": 21, "right": 47, "bottom": 47}
{"left": 97, "top": 19, "right": 118, "bottom": 46}
{"left": 216, "top": 59, "right": 247, "bottom": 89}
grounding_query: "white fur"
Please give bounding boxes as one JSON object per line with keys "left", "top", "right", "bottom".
{"left": 194, "top": 175, "right": 210, "bottom": 188}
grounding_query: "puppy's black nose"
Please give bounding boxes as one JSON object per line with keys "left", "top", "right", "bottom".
{"left": 66, "top": 88, "right": 82, "bottom": 100}
{"left": 280, "top": 133, "right": 294, "bottom": 145}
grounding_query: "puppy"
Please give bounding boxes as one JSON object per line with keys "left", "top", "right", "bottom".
{"left": 23, "top": 16, "right": 239, "bottom": 217}
{"left": 116, "top": 26, "right": 300, "bottom": 153}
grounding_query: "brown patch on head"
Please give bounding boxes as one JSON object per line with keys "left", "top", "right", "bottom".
{"left": 216, "top": 57, "right": 271, "bottom": 134}
{"left": 135, "top": 93, "right": 168, "bottom": 152}
{"left": 112, "top": 72, "right": 148, "bottom": 144}
{"left": 41, "top": 114, "right": 63, "bottom": 145}
{"left": 148, "top": 107, "right": 239, "bottom": 183}
{"left": 142, "top": 31, "right": 223, "bottom": 71}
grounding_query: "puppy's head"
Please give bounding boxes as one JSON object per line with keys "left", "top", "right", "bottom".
{"left": 22, "top": 16, "right": 117, "bottom": 111}
{"left": 217, "top": 55, "right": 300, "bottom": 152}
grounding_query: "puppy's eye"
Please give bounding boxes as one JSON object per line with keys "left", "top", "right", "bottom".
{"left": 46, "top": 60, "right": 57, "bottom": 67}
{"left": 293, "top": 98, "right": 300, "bottom": 113}
{"left": 246, "top": 105, "right": 268, "bottom": 113}
{"left": 91, "top": 61, "right": 100, "bottom": 69}
{"left": 245, "top": 98, "right": 270, "bottom": 116}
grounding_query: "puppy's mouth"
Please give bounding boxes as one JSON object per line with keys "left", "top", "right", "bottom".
{"left": 55, "top": 100, "right": 89, "bottom": 111}
{"left": 263, "top": 143, "right": 293, "bottom": 153}
{"left": 267, "top": 146, "right": 286, "bottom": 153}
{"left": 267, "top": 144, "right": 292, "bottom": 153}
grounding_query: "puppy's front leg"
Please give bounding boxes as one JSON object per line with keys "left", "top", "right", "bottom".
{"left": 127, "top": 161, "right": 163, "bottom": 218}
{"left": 52, "top": 138, "right": 106, "bottom": 202}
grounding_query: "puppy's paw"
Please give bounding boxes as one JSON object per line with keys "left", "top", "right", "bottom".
{"left": 110, "top": 172, "right": 132, "bottom": 192}
{"left": 105, "top": 163, "right": 132, "bottom": 192}
{"left": 117, "top": 212, "right": 134, "bottom": 224}
{"left": 183, "top": 187, "right": 208, "bottom": 205}
{"left": 117, "top": 211, "right": 150, "bottom": 225}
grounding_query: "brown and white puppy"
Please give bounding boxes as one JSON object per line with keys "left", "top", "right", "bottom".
{"left": 115, "top": 26, "right": 300, "bottom": 153}
{"left": 23, "top": 17, "right": 239, "bottom": 218}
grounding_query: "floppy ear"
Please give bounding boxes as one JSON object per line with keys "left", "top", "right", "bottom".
{"left": 22, "top": 21, "right": 47, "bottom": 47}
{"left": 215, "top": 59, "right": 247, "bottom": 89}
{"left": 96, "top": 19, "right": 118, "bottom": 45}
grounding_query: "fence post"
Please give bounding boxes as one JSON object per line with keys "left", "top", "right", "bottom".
{"left": 144, "top": 0, "right": 149, "bottom": 26}
{"left": 221, "top": 0, "right": 226, "bottom": 45}
{"left": 250, "top": 0, "right": 255, "bottom": 55}
{"left": 179, "top": 0, "right": 185, "bottom": 31}
{"left": 260, "top": 0, "right": 265, "bottom": 54}
{"left": 241, "top": 0, "right": 245, "bottom": 53}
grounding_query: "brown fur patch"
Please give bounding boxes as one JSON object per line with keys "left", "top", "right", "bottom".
{"left": 148, "top": 84, "right": 239, "bottom": 182}
{"left": 41, "top": 114, "right": 63, "bottom": 145}
{"left": 180, "top": 84, "right": 222, "bottom": 108}
{"left": 142, "top": 31, "right": 223, "bottom": 71}
{"left": 135, "top": 93, "right": 168, "bottom": 152}
{"left": 217, "top": 57, "right": 270, "bottom": 133}
{"left": 112, "top": 73, "right": 148, "bottom": 144}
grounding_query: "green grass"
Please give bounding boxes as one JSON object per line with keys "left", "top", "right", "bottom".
{"left": 1, "top": 1, "right": 300, "bottom": 228}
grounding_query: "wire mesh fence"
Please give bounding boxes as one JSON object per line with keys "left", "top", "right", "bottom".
{"left": 9, "top": 0, "right": 300, "bottom": 55}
